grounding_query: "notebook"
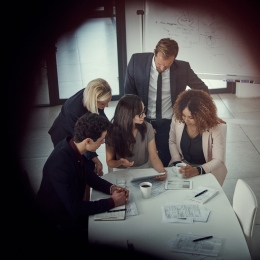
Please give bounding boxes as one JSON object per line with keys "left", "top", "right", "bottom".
{"left": 94, "top": 204, "right": 126, "bottom": 221}
{"left": 129, "top": 168, "right": 165, "bottom": 182}
{"left": 188, "top": 186, "right": 219, "bottom": 204}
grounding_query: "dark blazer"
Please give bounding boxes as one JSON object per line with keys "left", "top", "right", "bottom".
{"left": 48, "top": 88, "right": 87, "bottom": 146}
{"left": 124, "top": 53, "right": 209, "bottom": 110}
{"left": 36, "top": 137, "right": 113, "bottom": 231}
{"left": 48, "top": 88, "right": 106, "bottom": 159}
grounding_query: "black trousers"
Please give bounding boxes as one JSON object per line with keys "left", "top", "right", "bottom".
{"left": 146, "top": 118, "right": 172, "bottom": 167}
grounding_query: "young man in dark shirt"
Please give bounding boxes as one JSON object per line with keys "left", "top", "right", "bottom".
{"left": 36, "top": 112, "right": 129, "bottom": 245}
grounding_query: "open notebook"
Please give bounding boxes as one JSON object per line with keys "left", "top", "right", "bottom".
{"left": 129, "top": 168, "right": 165, "bottom": 182}
{"left": 94, "top": 204, "right": 126, "bottom": 221}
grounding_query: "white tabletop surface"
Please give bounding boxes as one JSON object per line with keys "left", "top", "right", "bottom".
{"left": 89, "top": 167, "right": 251, "bottom": 260}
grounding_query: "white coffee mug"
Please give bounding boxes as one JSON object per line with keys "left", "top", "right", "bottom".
{"left": 175, "top": 163, "right": 187, "bottom": 178}
{"left": 139, "top": 182, "right": 152, "bottom": 199}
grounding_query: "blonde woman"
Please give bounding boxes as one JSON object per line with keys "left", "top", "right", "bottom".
{"left": 48, "top": 78, "right": 112, "bottom": 176}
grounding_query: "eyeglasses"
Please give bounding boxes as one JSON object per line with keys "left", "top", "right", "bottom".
{"left": 139, "top": 107, "right": 146, "bottom": 118}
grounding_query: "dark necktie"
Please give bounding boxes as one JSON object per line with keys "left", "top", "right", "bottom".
{"left": 156, "top": 72, "right": 162, "bottom": 119}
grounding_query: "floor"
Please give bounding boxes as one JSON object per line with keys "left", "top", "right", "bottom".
{"left": 20, "top": 93, "right": 260, "bottom": 259}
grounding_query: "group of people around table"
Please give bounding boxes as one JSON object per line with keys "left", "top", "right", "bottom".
{"left": 36, "top": 38, "right": 227, "bottom": 242}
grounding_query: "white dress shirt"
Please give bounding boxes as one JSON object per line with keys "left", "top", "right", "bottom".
{"left": 147, "top": 56, "right": 173, "bottom": 120}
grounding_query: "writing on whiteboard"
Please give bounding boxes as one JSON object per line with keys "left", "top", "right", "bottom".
{"left": 144, "top": 2, "right": 259, "bottom": 76}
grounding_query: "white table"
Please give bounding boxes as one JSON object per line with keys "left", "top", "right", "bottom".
{"left": 89, "top": 168, "right": 251, "bottom": 260}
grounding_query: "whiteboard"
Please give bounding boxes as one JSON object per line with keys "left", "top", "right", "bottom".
{"left": 143, "top": 1, "right": 260, "bottom": 80}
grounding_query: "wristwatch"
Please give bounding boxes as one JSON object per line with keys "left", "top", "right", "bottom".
{"left": 196, "top": 166, "right": 204, "bottom": 175}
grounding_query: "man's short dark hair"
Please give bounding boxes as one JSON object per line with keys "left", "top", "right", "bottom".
{"left": 155, "top": 38, "right": 179, "bottom": 58}
{"left": 74, "top": 112, "right": 111, "bottom": 142}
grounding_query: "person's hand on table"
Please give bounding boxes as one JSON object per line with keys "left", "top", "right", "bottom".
{"left": 155, "top": 172, "right": 167, "bottom": 181}
{"left": 120, "top": 158, "right": 134, "bottom": 168}
{"left": 111, "top": 185, "right": 130, "bottom": 200}
{"left": 111, "top": 187, "right": 129, "bottom": 206}
{"left": 179, "top": 164, "right": 200, "bottom": 178}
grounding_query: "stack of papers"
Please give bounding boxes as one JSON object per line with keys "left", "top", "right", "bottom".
{"left": 187, "top": 186, "right": 219, "bottom": 204}
{"left": 161, "top": 203, "right": 210, "bottom": 223}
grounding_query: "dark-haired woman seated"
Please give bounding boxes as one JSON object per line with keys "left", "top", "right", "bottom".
{"left": 105, "top": 94, "right": 167, "bottom": 181}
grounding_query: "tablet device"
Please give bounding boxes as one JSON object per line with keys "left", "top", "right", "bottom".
{"left": 129, "top": 168, "right": 165, "bottom": 182}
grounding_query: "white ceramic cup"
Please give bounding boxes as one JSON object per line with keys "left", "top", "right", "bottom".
{"left": 116, "top": 176, "right": 127, "bottom": 188}
{"left": 139, "top": 182, "right": 152, "bottom": 199}
{"left": 175, "top": 163, "right": 187, "bottom": 178}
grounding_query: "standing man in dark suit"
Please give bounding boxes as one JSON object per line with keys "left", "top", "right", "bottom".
{"left": 124, "top": 38, "right": 209, "bottom": 167}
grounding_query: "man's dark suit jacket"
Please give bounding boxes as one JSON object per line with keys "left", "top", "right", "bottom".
{"left": 124, "top": 53, "right": 209, "bottom": 112}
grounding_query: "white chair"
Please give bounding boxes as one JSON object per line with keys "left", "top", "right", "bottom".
{"left": 232, "top": 179, "right": 258, "bottom": 254}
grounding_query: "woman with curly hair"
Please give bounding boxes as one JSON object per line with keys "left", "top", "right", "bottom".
{"left": 169, "top": 89, "right": 227, "bottom": 185}
{"left": 105, "top": 94, "right": 166, "bottom": 181}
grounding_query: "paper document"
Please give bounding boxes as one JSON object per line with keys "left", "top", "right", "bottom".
{"left": 170, "top": 233, "right": 223, "bottom": 256}
{"left": 165, "top": 179, "right": 192, "bottom": 190}
{"left": 126, "top": 193, "right": 138, "bottom": 216}
{"left": 162, "top": 203, "right": 210, "bottom": 223}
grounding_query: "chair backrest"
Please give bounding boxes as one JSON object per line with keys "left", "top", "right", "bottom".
{"left": 232, "top": 179, "right": 258, "bottom": 253}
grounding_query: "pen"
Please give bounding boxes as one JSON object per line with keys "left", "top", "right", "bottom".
{"left": 193, "top": 236, "right": 213, "bottom": 242}
{"left": 108, "top": 209, "right": 126, "bottom": 213}
{"left": 194, "top": 189, "right": 208, "bottom": 197}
